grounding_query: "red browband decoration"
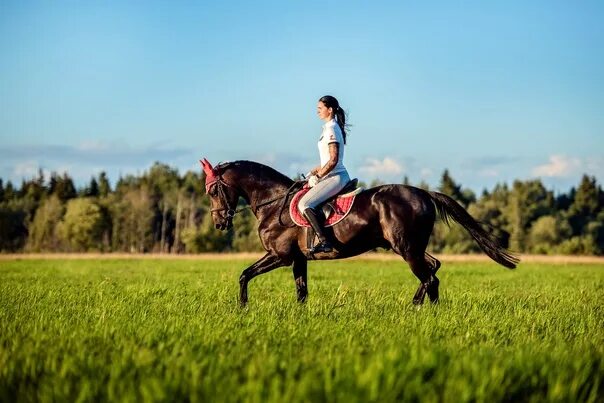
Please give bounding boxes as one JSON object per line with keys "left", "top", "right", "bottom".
{"left": 199, "top": 158, "right": 218, "bottom": 193}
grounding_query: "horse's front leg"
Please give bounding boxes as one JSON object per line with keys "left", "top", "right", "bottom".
{"left": 239, "top": 253, "right": 286, "bottom": 306}
{"left": 292, "top": 256, "right": 308, "bottom": 303}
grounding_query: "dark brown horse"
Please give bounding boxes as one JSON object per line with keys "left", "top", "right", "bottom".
{"left": 201, "top": 159, "right": 518, "bottom": 306}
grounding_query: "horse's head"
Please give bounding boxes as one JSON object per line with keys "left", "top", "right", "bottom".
{"left": 200, "top": 158, "right": 238, "bottom": 231}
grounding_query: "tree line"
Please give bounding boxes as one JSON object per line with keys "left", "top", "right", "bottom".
{"left": 0, "top": 162, "right": 602, "bottom": 255}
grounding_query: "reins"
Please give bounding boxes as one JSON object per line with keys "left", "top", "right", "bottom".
{"left": 208, "top": 178, "right": 304, "bottom": 226}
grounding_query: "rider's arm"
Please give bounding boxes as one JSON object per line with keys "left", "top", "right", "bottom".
{"left": 316, "top": 143, "right": 339, "bottom": 178}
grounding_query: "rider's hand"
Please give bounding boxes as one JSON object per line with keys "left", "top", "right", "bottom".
{"left": 308, "top": 175, "right": 319, "bottom": 188}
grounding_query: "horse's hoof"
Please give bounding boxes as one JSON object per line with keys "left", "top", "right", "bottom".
{"left": 427, "top": 276, "right": 440, "bottom": 304}
{"left": 413, "top": 283, "right": 427, "bottom": 305}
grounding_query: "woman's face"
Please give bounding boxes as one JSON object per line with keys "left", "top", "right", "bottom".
{"left": 317, "top": 101, "right": 333, "bottom": 121}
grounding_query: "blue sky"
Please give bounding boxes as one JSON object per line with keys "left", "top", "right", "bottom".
{"left": 1, "top": 0, "right": 602, "bottom": 193}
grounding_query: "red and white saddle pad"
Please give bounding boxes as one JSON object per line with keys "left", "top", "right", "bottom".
{"left": 289, "top": 187, "right": 363, "bottom": 227}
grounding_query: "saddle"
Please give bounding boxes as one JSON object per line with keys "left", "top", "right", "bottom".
{"left": 289, "top": 178, "right": 362, "bottom": 228}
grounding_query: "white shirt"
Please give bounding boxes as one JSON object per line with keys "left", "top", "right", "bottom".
{"left": 318, "top": 119, "right": 347, "bottom": 176}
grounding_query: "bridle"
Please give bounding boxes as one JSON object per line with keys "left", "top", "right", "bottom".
{"left": 207, "top": 177, "right": 238, "bottom": 221}
{"left": 207, "top": 175, "right": 304, "bottom": 226}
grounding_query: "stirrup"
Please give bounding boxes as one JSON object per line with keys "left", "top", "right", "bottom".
{"left": 309, "top": 241, "right": 334, "bottom": 254}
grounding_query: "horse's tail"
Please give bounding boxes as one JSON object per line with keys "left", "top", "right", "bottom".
{"left": 427, "top": 191, "right": 519, "bottom": 269}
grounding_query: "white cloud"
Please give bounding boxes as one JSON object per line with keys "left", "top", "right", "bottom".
{"left": 14, "top": 160, "right": 39, "bottom": 178}
{"left": 532, "top": 155, "right": 582, "bottom": 177}
{"left": 359, "top": 157, "right": 403, "bottom": 176}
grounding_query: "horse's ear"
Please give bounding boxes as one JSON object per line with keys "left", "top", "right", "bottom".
{"left": 199, "top": 158, "right": 214, "bottom": 176}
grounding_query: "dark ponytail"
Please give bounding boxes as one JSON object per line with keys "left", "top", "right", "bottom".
{"left": 319, "top": 95, "right": 349, "bottom": 144}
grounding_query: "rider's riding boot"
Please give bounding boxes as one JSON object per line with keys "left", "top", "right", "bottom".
{"left": 303, "top": 208, "right": 335, "bottom": 253}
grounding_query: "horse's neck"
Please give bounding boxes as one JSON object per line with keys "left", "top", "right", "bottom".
{"left": 234, "top": 171, "right": 291, "bottom": 214}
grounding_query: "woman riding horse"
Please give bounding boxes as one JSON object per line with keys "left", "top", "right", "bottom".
{"left": 200, "top": 97, "right": 519, "bottom": 307}
{"left": 299, "top": 95, "right": 351, "bottom": 254}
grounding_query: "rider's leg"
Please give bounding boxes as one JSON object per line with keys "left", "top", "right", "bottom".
{"left": 302, "top": 207, "right": 332, "bottom": 252}
{"left": 298, "top": 172, "right": 349, "bottom": 253}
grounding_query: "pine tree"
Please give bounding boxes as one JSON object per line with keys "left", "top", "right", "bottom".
{"left": 49, "top": 172, "right": 76, "bottom": 201}
{"left": 87, "top": 177, "right": 99, "bottom": 197}
{"left": 98, "top": 172, "right": 111, "bottom": 197}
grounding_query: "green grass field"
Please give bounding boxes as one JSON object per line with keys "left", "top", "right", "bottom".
{"left": 0, "top": 258, "right": 602, "bottom": 402}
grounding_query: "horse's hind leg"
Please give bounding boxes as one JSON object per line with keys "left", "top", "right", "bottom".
{"left": 424, "top": 253, "right": 441, "bottom": 303}
{"left": 379, "top": 190, "right": 440, "bottom": 305}
{"left": 425, "top": 252, "right": 441, "bottom": 274}
{"left": 383, "top": 235, "right": 433, "bottom": 305}
{"left": 406, "top": 253, "right": 433, "bottom": 305}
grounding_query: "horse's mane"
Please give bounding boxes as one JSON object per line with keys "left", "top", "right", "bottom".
{"left": 216, "top": 160, "right": 294, "bottom": 186}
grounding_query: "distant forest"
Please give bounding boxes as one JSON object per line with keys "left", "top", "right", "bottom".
{"left": 0, "top": 162, "right": 602, "bottom": 255}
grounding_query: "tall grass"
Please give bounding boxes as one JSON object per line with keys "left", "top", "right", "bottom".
{"left": 0, "top": 259, "right": 602, "bottom": 402}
